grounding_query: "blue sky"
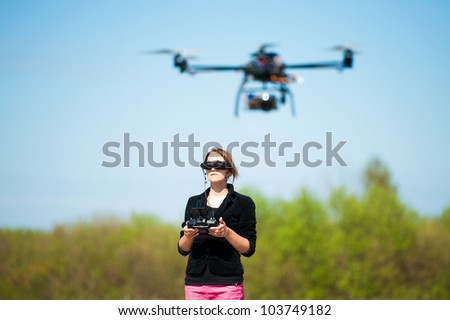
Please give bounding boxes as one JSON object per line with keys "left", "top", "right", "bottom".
{"left": 1, "top": 0, "right": 449, "bottom": 229}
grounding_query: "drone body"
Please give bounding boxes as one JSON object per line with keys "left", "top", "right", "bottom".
{"left": 149, "top": 44, "right": 354, "bottom": 117}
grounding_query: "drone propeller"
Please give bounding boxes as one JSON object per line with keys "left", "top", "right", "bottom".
{"left": 328, "top": 44, "right": 360, "bottom": 69}
{"left": 143, "top": 48, "right": 199, "bottom": 60}
{"left": 143, "top": 49, "right": 176, "bottom": 55}
{"left": 329, "top": 44, "right": 361, "bottom": 55}
{"left": 330, "top": 45, "right": 349, "bottom": 52}
{"left": 257, "top": 43, "right": 277, "bottom": 53}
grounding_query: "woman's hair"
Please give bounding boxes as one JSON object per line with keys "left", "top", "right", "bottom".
{"left": 204, "top": 147, "right": 239, "bottom": 181}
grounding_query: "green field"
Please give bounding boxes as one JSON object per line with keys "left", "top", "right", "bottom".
{"left": 1, "top": 160, "right": 449, "bottom": 299}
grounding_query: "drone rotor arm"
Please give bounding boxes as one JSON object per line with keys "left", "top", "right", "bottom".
{"left": 284, "top": 61, "right": 342, "bottom": 70}
{"left": 188, "top": 65, "right": 244, "bottom": 72}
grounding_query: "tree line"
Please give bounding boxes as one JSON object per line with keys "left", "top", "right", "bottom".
{"left": 1, "top": 159, "right": 449, "bottom": 299}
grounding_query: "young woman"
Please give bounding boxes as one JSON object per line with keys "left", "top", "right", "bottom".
{"left": 177, "top": 148, "right": 257, "bottom": 300}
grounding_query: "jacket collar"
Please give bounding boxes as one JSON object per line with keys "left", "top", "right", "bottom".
{"left": 200, "top": 183, "right": 236, "bottom": 218}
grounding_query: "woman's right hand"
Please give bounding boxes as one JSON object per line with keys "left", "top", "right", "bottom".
{"left": 183, "top": 224, "right": 199, "bottom": 239}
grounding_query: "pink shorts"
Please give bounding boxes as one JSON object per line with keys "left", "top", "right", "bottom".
{"left": 185, "top": 284, "right": 244, "bottom": 300}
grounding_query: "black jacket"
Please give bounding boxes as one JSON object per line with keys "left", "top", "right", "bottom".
{"left": 178, "top": 184, "right": 257, "bottom": 276}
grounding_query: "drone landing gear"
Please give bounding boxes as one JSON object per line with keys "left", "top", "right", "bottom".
{"left": 235, "top": 78, "right": 247, "bottom": 117}
{"left": 280, "top": 85, "right": 296, "bottom": 117}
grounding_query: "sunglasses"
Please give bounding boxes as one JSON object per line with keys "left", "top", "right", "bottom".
{"left": 200, "top": 161, "right": 231, "bottom": 170}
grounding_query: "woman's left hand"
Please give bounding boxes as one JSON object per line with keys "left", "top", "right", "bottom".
{"left": 208, "top": 217, "right": 229, "bottom": 238}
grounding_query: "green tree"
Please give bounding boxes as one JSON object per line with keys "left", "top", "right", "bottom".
{"left": 1, "top": 159, "right": 449, "bottom": 299}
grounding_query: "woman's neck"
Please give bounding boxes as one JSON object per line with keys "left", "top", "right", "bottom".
{"left": 209, "top": 182, "right": 228, "bottom": 196}
{"left": 207, "top": 182, "right": 228, "bottom": 208}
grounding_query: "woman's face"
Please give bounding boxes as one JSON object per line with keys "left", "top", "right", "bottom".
{"left": 206, "top": 154, "right": 229, "bottom": 183}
